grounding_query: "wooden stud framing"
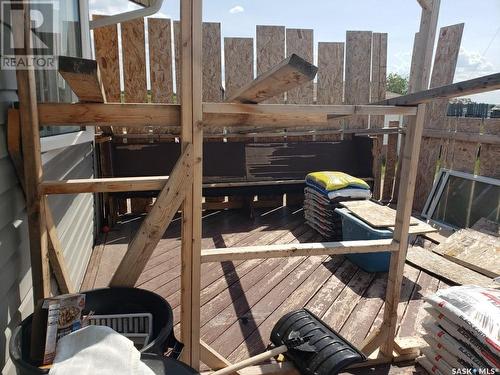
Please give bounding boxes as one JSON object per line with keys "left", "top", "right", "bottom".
{"left": 180, "top": 0, "right": 203, "bottom": 368}
{"left": 14, "top": 3, "right": 50, "bottom": 303}
{"left": 380, "top": 104, "right": 427, "bottom": 357}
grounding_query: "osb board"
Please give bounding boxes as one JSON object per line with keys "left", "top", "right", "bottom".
{"left": 148, "top": 18, "right": 174, "bottom": 104}
{"left": 285, "top": 28, "right": 314, "bottom": 104}
{"left": 317, "top": 42, "right": 344, "bottom": 105}
{"left": 425, "top": 24, "right": 464, "bottom": 130}
{"left": 370, "top": 33, "right": 387, "bottom": 129}
{"left": 443, "top": 118, "right": 480, "bottom": 173}
{"left": 344, "top": 31, "right": 372, "bottom": 130}
{"left": 432, "top": 229, "right": 500, "bottom": 278}
{"left": 203, "top": 22, "right": 223, "bottom": 102}
{"left": 406, "top": 247, "right": 495, "bottom": 288}
{"left": 471, "top": 217, "right": 500, "bottom": 237}
{"left": 480, "top": 118, "right": 500, "bottom": 178}
{"left": 340, "top": 200, "right": 419, "bottom": 228}
{"left": 224, "top": 38, "right": 254, "bottom": 99}
{"left": 121, "top": 18, "right": 147, "bottom": 103}
{"left": 413, "top": 23, "right": 463, "bottom": 211}
{"left": 173, "top": 20, "right": 181, "bottom": 103}
{"left": 256, "top": 25, "right": 285, "bottom": 104}
{"left": 92, "top": 15, "right": 120, "bottom": 102}
{"left": 382, "top": 121, "right": 399, "bottom": 202}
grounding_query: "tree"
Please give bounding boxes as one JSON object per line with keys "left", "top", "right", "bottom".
{"left": 387, "top": 73, "right": 409, "bottom": 95}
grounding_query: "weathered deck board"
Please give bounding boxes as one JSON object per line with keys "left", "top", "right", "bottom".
{"left": 82, "top": 207, "right": 450, "bottom": 371}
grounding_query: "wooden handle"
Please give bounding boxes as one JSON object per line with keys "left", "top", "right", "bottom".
{"left": 211, "top": 345, "right": 288, "bottom": 375}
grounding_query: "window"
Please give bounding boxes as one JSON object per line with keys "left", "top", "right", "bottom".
{"left": 35, "top": 0, "right": 93, "bottom": 151}
{"left": 422, "top": 169, "right": 500, "bottom": 229}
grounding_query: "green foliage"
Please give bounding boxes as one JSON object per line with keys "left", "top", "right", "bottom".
{"left": 387, "top": 73, "right": 409, "bottom": 95}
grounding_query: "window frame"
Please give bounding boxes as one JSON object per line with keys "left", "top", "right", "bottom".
{"left": 40, "top": 0, "right": 94, "bottom": 153}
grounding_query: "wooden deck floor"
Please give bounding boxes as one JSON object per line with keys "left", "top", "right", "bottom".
{"left": 82, "top": 206, "right": 447, "bottom": 374}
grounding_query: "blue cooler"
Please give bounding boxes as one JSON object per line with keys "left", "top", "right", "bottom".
{"left": 335, "top": 208, "right": 393, "bottom": 272}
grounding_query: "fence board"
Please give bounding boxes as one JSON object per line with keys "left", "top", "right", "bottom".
{"left": 92, "top": 15, "right": 120, "bottom": 102}
{"left": 256, "top": 25, "right": 285, "bottom": 104}
{"left": 224, "top": 38, "right": 254, "bottom": 99}
{"left": 121, "top": 18, "right": 147, "bottom": 103}
{"left": 444, "top": 118, "right": 480, "bottom": 173}
{"left": 203, "top": 23, "right": 223, "bottom": 102}
{"left": 286, "top": 29, "right": 314, "bottom": 104}
{"left": 413, "top": 24, "right": 463, "bottom": 210}
{"left": 344, "top": 31, "right": 372, "bottom": 130}
{"left": 480, "top": 119, "right": 500, "bottom": 178}
{"left": 148, "top": 18, "right": 174, "bottom": 104}
{"left": 370, "top": 33, "right": 387, "bottom": 200}
{"left": 317, "top": 42, "right": 344, "bottom": 105}
{"left": 382, "top": 121, "right": 399, "bottom": 201}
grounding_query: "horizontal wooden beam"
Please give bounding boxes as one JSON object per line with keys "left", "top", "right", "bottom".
{"left": 38, "top": 103, "right": 415, "bottom": 132}
{"left": 58, "top": 56, "right": 106, "bottom": 103}
{"left": 227, "top": 54, "right": 318, "bottom": 104}
{"left": 422, "top": 129, "right": 500, "bottom": 144}
{"left": 378, "top": 73, "right": 500, "bottom": 106}
{"left": 201, "top": 239, "right": 397, "bottom": 263}
{"left": 38, "top": 103, "right": 180, "bottom": 127}
{"left": 40, "top": 177, "right": 308, "bottom": 195}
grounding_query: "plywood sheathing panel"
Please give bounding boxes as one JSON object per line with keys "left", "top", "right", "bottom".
{"left": 382, "top": 121, "right": 399, "bottom": 201}
{"left": 480, "top": 118, "right": 500, "bottom": 178}
{"left": 370, "top": 33, "right": 387, "bottom": 200}
{"left": 344, "top": 31, "right": 372, "bottom": 130}
{"left": 203, "top": 23, "right": 223, "bottom": 102}
{"left": 224, "top": 37, "right": 254, "bottom": 100}
{"left": 285, "top": 29, "right": 314, "bottom": 104}
{"left": 256, "top": 25, "right": 286, "bottom": 104}
{"left": 148, "top": 18, "right": 174, "bottom": 104}
{"left": 413, "top": 24, "right": 464, "bottom": 211}
{"left": 432, "top": 229, "right": 500, "bottom": 278}
{"left": 121, "top": 18, "right": 148, "bottom": 103}
{"left": 443, "top": 117, "right": 480, "bottom": 173}
{"left": 92, "top": 15, "right": 121, "bottom": 102}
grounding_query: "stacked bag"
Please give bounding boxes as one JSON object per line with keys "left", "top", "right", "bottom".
{"left": 417, "top": 285, "right": 500, "bottom": 374}
{"left": 304, "top": 172, "right": 371, "bottom": 240}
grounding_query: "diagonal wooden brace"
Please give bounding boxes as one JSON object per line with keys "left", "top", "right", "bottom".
{"left": 110, "top": 144, "right": 194, "bottom": 287}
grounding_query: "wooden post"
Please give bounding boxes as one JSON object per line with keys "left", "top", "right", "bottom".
{"left": 180, "top": 0, "right": 203, "bottom": 368}
{"left": 380, "top": 104, "right": 426, "bottom": 357}
{"left": 14, "top": 3, "right": 50, "bottom": 303}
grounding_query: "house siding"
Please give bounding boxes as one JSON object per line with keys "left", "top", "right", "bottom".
{"left": 0, "top": 67, "right": 96, "bottom": 373}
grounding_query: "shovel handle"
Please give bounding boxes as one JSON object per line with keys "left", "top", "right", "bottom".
{"left": 211, "top": 345, "right": 288, "bottom": 375}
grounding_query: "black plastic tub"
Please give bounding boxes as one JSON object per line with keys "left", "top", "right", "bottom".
{"left": 9, "top": 287, "right": 180, "bottom": 375}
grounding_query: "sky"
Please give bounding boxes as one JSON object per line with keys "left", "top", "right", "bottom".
{"left": 89, "top": 0, "right": 500, "bottom": 103}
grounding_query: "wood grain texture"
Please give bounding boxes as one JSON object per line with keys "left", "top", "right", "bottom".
{"left": 203, "top": 22, "right": 223, "bottom": 102}
{"left": 406, "top": 246, "right": 495, "bottom": 288}
{"left": 432, "top": 229, "right": 499, "bottom": 278}
{"left": 92, "top": 15, "right": 121, "bottom": 102}
{"left": 443, "top": 118, "right": 480, "bottom": 173}
{"left": 121, "top": 17, "right": 148, "bottom": 103}
{"left": 413, "top": 23, "right": 464, "bottom": 211}
{"left": 340, "top": 200, "right": 419, "bottom": 228}
{"left": 256, "top": 25, "right": 285, "bottom": 104}
{"left": 345, "top": 31, "right": 372, "bottom": 129}
{"left": 58, "top": 56, "right": 106, "bottom": 102}
{"left": 382, "top": 121, "right": 399, "bottom": 202}
{"left": 285, "top": 28, "right": 313, "bottom": 104}
{"left": 317, "top": 42, "right": 344, "bottom": 105}
{"left": 370, "top": 33, "right": 387, "bottom": 198}
{"left": 224, "top": 38, "right": 254, "bottom": 99}
{"left": 148, "top": 18, "right": 174, "bottom": 103}
{"left": 173, "top": 20, "right": 181, "bottom": 102}
{"left": 480, "top": 118, "right": 500, "bottom": 178}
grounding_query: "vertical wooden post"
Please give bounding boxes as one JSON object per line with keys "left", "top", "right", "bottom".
{"left": 180, "top": 0, "right": 203, "bottom": 369}
{"left": 380, "top": 104, "right": 426, "bottom": 357}
{"left": 14, "top": 3, "right": 50, "bottom": 303}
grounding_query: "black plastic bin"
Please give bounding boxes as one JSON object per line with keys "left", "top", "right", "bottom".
{"left": 9, "top": 287, "right": 182, "bottom": 375}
